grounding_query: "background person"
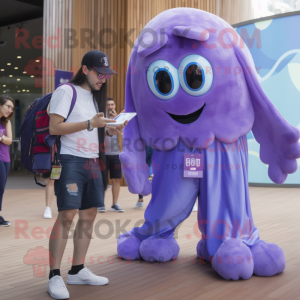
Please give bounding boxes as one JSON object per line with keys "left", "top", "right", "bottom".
{"left": 98, "top": 97, "right": 124, "bottom": 213}
{"left": 0, "top": 95, "right": 14, "bottom": 227}
{"left": 135, "top": 145, "right": 154, "bottom": 209}
{"left": 42, "top": 173, "right": 55, "bottom": 218}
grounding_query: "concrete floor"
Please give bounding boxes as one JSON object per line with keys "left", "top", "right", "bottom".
{"left": 6, "top": 171, "right": 45, "bottom": 189}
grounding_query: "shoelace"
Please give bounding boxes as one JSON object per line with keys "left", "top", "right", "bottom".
{"left": 55, "top": 277, "right": 66, "bottom": 288}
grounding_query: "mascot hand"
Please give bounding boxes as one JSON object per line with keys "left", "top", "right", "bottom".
{"left": 119, "top": 152, "right": 152, "bottom": 195}
{"left": 262, "top": 128, "right": 300, "bottom": 184}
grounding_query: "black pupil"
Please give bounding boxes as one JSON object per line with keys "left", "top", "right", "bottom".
{"left": 185, "top": 64, "right": 203, "bottom": 90}
{"left": 156, "top": 70, "right": 172, "bottom": 94}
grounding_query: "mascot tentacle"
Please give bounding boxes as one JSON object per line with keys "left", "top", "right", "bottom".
{"left": 234, "top": 44, "right": 300, "bottom": 184}
{"left": 119, "top": 60, "right": 151, "bottom": 196}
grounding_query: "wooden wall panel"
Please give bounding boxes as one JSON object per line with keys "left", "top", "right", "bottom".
{"left": 123, "top": 0, "right": 216, "bottom": 67}
{"left": 216, "top": 0, "right": 253, "bottom": 25}
{"left": 43, "top": 0, "right": 73, "bottom": 95}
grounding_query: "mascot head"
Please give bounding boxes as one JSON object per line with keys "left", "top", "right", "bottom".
{"left": 126, "top": 8, "right": 257, "bottom": 149}
{"left": 124, "top": 7, "right": 300, "bottom": 184}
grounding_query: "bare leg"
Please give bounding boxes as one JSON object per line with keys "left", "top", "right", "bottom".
{"left": 72, "top": 207, "right": 98, "bottom": 265}
{"left": 45, "top": 179, "right": 55, "bottom": 207}
{"left": 49, "top": 209, "right": 77, "bottom": 270}
{"left": 111, "top": 179, "right": 120, "bottom": 206}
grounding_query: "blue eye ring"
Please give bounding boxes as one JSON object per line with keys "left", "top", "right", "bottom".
{"left": 179, "top": 54, "right": 213, "bottom": 96}
{"left": 183, "top": 63, "right": 205, "bottom": 91}
{"left": 153, "top": 68, "right": 174, "bottom": 96}
{"left": 147, "top": 60, "right": 179, "bottom": 100}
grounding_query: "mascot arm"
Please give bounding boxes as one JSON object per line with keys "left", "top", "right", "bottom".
{"left": 119, "top": 60, "right": 152, "bottom": 195}
{"left": 235, "top": 46, "right": 300, "bottom": 184}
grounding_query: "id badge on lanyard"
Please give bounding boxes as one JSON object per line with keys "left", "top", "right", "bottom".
{"left": 50, "top": 151, "right": 62, "bottom": 180}
{"left": 50, "top": 164, "right": 62, "bottom": 180}
{"left": 183, "top": 149, "right": 203, "bottom": 178}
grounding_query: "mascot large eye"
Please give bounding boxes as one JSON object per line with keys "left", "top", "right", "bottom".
{"left": 147, "top": 60, "right": 179, "bottom": 100}
{"left": 179, "top": 55, "right": 213, "bottom": 96}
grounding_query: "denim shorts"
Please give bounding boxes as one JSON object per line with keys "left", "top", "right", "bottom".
{"left": 54, "top": 154, "right": 104, "bottom": 211}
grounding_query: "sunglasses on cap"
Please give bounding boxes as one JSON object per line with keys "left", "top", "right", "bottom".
{"left": 87, "top": 66, "right": 112, "bottom": 79}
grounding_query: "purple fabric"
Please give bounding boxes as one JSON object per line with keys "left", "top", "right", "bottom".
{"left": 0, "top": 123, "right": 10, "bottom": 163}
{"left": 118, "top": 7, "right": 298, "bottom": 280}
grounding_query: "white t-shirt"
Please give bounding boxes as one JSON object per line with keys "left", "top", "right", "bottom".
{"left": 49, "top": 84, "right": 99, "bottom": 158}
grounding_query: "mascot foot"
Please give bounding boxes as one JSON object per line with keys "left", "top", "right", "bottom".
{"left": 196, "top": 239, "right": 211, "bottom": 261}
{"left": 212, "top": 239, "right": 254, "bottom": 280}
{"left": 140, "top": 236, "right": 180, "bottom": 262}
{"left": 251, "top": 240, "right": 285, "bottom": 276}
{"left": 117, "top": 231, "right": 143, "bottom": 260}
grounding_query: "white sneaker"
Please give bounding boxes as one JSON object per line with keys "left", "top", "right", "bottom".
{"left": 47, "top": 275, "right": 69, "bottom": 299}
{"left": 134, "top": 201, "right": 144, "bottom": 209}
{"left": 67, "top": 267, "right": 109, "bottom": 286}
{"left": 44, "top": 206, "right": 52, "bottom": 219}
{"left": 192, "top": 202, "right": 198, "bottom": 212}
{"left": 97, "top": 206, "right": 106, "bottom": 213}
{"left": 110, "top": 204, "right": 124, "bottom": 212}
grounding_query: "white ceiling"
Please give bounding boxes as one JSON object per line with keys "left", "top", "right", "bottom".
{"left": 0, "top": 0, "right": 43, "bottom": 95}
{"left": 0, "top": 17, "right": 43, "bottom": 94}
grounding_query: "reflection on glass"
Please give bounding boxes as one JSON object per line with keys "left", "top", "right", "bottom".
{"left": 185, "top": 64, "right": 203, "bottom": 90}
{"left": 155, "top": 70, "right": 172, "bottom": 94}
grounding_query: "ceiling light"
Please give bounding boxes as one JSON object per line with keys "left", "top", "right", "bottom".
{"left": 14, "top": 67, "right": 18, "bottom": 69}
{"left": 17, "top": 79, "right": 20, "bottom": 81}
{"left": 17, "top": 56, "right": 21, "bottom": 59}
{"left": 23, "top": 71, "right": 26, "bottom": 74}
{"left": 3, "top": 91, "right": 5, "bottom": 93}
{"left": 30, "top": 75, "right": 34, "bottom": 78}
{"left": 1, "top": 69, "right": 4, "bottom": 71}
{"left": 7, "top": 63, "right": 11, "bottom": 65}
{"left": 22, "top": 89, "right": 25, "bottom": 92}
{"left": 27, "top": 90, "right": 30, "bottom": 92}
{"left": 35, "top": 60, "right": 40, "bottom": 62}
{"left": 18, "top": 90, "right": 20, "bottom": 93}
{"left": 3, "top": 85, "right": 6, "bottom": 87}
{"left": 9, "top": 75, "right": 13, "bottom": 77}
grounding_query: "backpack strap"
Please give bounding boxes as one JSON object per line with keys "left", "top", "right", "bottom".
{"left": 55, "top": 83, "right": 77, "bottom": 163}
{"left": 34, "top": 174, "right": 47, "bottom": 187}
{"left": 57, "top": 83, "right": 77, "bottom": 118}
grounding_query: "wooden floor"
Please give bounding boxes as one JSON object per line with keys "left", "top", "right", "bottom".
{"left": 0, "top": 186, "right": 300, "bottom": 300}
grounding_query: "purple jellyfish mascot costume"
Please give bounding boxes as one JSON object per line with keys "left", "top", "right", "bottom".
{"left": 117, "top": 8, "right": 300, "bottom": 280}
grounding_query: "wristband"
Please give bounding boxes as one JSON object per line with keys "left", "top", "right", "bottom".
{"left": 106, "top": 129, "right": 113, "bottom": 137}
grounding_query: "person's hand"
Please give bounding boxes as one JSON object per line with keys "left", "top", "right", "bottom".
{"left": 108, "top": 109, "right": 118, "bottom": 119}
{"left": 106, "top": 120, "right": 128, "bottom": 136}
{"left": 106, "top": 109, "right": 128, "bottom": 135}
{"left": 90, "top": 113, "right": 116, "bottom": 128}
